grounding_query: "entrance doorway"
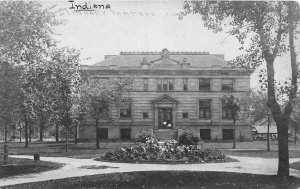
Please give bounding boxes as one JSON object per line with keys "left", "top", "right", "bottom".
{"left": 158, "top": 107, "right": 172, "bottom": 129}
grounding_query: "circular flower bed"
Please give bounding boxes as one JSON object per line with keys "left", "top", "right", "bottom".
{"left": 99, "top": 138, "right": 234, "bottom": 163}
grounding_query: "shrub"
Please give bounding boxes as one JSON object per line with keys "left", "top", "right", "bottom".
{"left": 102, "top": 139, "right": 227, "bottom": 163}
{"left": 134, "top": 130, "right": 153, "bottom": 143}
{"left": 178, "top": 131, "right": 199, "bottom": 145}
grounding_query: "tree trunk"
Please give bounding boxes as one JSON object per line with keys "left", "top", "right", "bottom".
{"left": 277, "top": 119, "right": 290, "bottom": 177}
{"left": 39, "top": 121, "right": 43, "bottom": 142}
{"left": 267, "top": 114, "right": 270, "bottom": 151}
{"left": 74, "top": 121, "right": 78, "bottom": 145}
{"left": 55, "top": 123, "right": 59, "bottom": 142}
{"left": 25, "top": 119, "right": 28, "bottom": 148}
{"left": 4, "top": 122, "right": 7, "bottom": 143}
{"left": 29, "top": 123, "right": 32, "bottom": 142}
{"left": 19, "top": 129, "right": 21, "bottom": 143}
{"left": 233, "top": 119, "right": 236, "bottom": 149}
{"left": 96, "top": 119, "right": 99, "bottom": 149}
{"left": 65, "top": 123, "right": 69, "bottom": 152}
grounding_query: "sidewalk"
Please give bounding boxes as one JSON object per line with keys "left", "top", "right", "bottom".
{"left": 0, "top": 155, "right": 300, "bottom": 187}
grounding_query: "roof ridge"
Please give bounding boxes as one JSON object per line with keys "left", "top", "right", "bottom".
{"left": 120, "top": 51, "right": 210, "bottom": 55}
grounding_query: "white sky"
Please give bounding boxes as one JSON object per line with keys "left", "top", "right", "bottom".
{"left": 43, "top": 0, "right": 298, "bottom": 89}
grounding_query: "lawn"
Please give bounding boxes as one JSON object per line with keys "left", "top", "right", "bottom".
{"left": 0, "top": 157, "right": 63, "bottom": 178}
{"left": 1, "top": 140, "right": 299, "bottom": 159}
{"left": 0, "top": 141, "right": 136, "bottom": 159}
{"left": 290, "top": 161, "right": 300, "bottom": 170}
{"left": 3, "top": 171, "right": 300, "bottom": 189}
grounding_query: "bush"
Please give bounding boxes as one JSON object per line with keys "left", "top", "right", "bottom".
{"left": 102, "top": 138, "right": 227, "bottom": 163}
{"left": 134, "top": 130, "right": 153, "bottom": 143}
{"left": 178, "top": 131, "right": 199, "bottom": 145}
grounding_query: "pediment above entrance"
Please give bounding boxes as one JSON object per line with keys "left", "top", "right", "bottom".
{"left": 152, "top": 95, "right": 178, "bottom": 104}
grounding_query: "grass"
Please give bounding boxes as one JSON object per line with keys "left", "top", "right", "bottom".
{"left": 0, "top": 157, "right": 63, "bottom": 178}
{"left": 3, "top": 171, "right": 300, "bottom": 189}
{"left": 1, "top": 140, "right": 299, "bottom": 159}
{"left": 290, "top": 161, "right": 300, "bottom": 170}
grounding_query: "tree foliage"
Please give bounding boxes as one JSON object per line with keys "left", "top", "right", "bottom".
{"left": 82, "top": 77, "right": 134, "bottom": 148}
{"left": 181, "top": 1, "right": 300, "bottom": 176}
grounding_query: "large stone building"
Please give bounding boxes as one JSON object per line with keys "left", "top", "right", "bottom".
{"left": 79, "top": 48, "right": 252, "bottom": 141}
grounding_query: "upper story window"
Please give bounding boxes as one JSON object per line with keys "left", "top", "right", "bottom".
{"left": 183, "top": 78, "right": 188, "bottom": 91}
{"left": 199, "top": 99, "right": 211, "bottom": 118}
{"left": 120, "top": 100, "right": 132, "bottom": 119}
{"left": 157, "top": 78, "right": 174, "bottom": 91}
{"left": 222, "top": 79, "right": 234, "bottom": 91}
{"left": 157, "top": 78, "right": 162, "bottom": 91}
{"left": 199, "top": 78, "right": 210, "bottom": 91}
{"left": 143, "top": 78, "right": 148, "bottom": 91}
{"left": 222, "top": 100, "right": 232, "bottom": 119}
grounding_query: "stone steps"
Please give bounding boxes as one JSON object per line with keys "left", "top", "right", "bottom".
{"left": 153, "top": 129, "right": 178, "bottom": 141}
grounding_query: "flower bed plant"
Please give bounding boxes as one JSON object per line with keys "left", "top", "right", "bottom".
{"left": 100, "top": 138, "right": 232, "bottom": 163}
{"left": 178, "top": 131, "right": 199, "bottom": 145}
{"left": 134, "top": 130, "right": 153, "bottom": 143}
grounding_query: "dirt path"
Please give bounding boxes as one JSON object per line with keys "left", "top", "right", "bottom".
{"left": 0, "top": 155, "right": 299, "bottom": 187}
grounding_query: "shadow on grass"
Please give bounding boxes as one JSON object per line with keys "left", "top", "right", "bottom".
{"left": 4, "top": 171, "right": 300, "bottom": 189}
{"left": 0, "top": 158, "right": 64, "bottom": 178}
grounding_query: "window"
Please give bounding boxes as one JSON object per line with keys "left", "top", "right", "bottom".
{"left": 222, "top": 100, "right": 232, "bottom": 119}
{"left": 120, "top": 100, "right": 132, "bottom": 118}
{"left": 223, "top": 129, "right": 234, "bottom": 140}
{"left": 182, "top": 112, "right": 188, "bottom": 119}
{"left": 222, "top": 79, "right": 234, "bottom": 91}
{"left": 199, "top": 100, "right": 211, "bottom": 118}
{"left": 169, "top": 79, "right": 174, "bottom": 91}
{"left": 120, "top": 128, "right": 131, "bottom": 140}
{"left": 199, "top": 78, "right": 210, "bottom": 91}
{"left": 143, "top": 78, "right": 148, "bottom": 91}
{"left": 200, "top": 129, "right": 211, "bottom": 140}
{"left": 157, "top": 78, "right": 162, "bottom": 91}
{"left": 157, "top": 78, "right": 174, "bottom": 91}
{"left": 143, "top": 112, "right": 148, "bottom": 118}
{"left": 163, "top": 78, "right": 168, "bottom": 91}
{"left": 183, "top": 78, "right": 188, "bottom": 91}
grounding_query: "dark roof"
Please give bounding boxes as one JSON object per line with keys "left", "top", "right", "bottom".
{"left": 93, "top": 49, "right": 229, "bottom": 68}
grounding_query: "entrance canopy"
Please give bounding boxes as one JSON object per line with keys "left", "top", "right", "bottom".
{"left": 152, "top": 95, "right": 178, "bottom": 105}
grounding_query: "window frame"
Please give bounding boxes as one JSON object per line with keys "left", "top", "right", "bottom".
{"left": 143, "top": 112, "right": 149, "bottom": 119}
{"left": 143, "top": 78, "right": 148, "bottom": 91}
{"left": 157, "top": 78, "right": 162, "bottom": 91}
{"left": 182, "top": 112, "right": 188, "bottom": 119}
{"left": 222, "top": 100, "right": 233, "bottom": 119}
{"left": 183, "top": 78, "right": 188, "bottom": 91}
{"left": 157, "top": 78, "right": 174, "bottom": 91}
{"left": 198, "top": 99, "right": 211, "bottom": 119}
{"left": 119, "top": 99, "right": 132, "bottom": 119}
{"left": 199, "top": 78, "right": 211, "bottom": 91}
{"left": 221, "top": 79, "right": 234, "bottom": 91}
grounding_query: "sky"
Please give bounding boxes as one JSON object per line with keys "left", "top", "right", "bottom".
{"left": 43, "top": 0, "right": 298, "bottom": 89}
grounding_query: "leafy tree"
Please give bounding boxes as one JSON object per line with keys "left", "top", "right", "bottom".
{"left": 0, "top": 62, "right": 20, "bottom": 142}
{"left": 291, "top": 97, "right": 300, "bottom": 144}
{"left": 222, "top": 95, "right": 240, "bottom": 149}
{"left": 82, "top": 77, "right": 133, "bottom": 149}
{"left": 182, "top": 1, "right": 300, "bottom": 177}
{"left": 0, "top": 1, "right": 60, "bottom": 66}
{"left": 239, "top": 89, "right": 273, "bottom": 151}
{"left": 0, "top": 1, "right": 62, "bottom": 144}
{"left": 50, "top": 47, "right": 81, "bottom": 152}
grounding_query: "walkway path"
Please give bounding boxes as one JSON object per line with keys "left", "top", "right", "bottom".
{"left": 0, "top": 155, "right": 300, "bottom": 187}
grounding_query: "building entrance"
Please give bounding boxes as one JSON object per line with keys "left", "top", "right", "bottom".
{"left": 158, "top": 107, "right": 172, "bottom": 129}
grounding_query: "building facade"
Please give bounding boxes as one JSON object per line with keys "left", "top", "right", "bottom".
{"left": 79, "top": 48, "right": 252, "bottom": 141}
